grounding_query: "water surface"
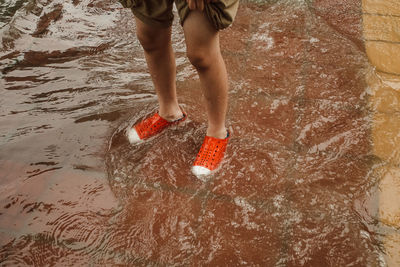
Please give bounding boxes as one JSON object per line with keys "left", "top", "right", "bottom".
{"left": 0, "top": 0, "right": 397, "bottom": 265}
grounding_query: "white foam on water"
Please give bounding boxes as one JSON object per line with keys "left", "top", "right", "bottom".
{"left": 310, "top": 37, "right": 320, "bottom": 44}
{"left": 251, "top": 23, "right": 274, "bottom": 51}
{"left": 234, "top": 197, "right": 259, "bottom": 230}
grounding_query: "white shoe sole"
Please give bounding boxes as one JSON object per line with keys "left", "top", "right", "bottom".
{"left": 127, "top": 127, "right": 143, "bottom": 144}
{"left": 191, "top": 165, "right": 211, "bottom": 177}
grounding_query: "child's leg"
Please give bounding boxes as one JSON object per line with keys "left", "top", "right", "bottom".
{"left": 135, "top": 18, "right": 183, "bottom": 121}
{"left": 182, "top": 11, "right": 228, "bottom": 139}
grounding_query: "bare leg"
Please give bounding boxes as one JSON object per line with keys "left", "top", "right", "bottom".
{"left": 135, "top": 18, "right": 183, "bottom": 121}
{"left": 183, "top": 11, "right": 228, "bottom": 139}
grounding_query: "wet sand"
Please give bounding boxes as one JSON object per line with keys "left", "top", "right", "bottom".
{"left": 0, "top": 0, "right": 399, "bottom": 265}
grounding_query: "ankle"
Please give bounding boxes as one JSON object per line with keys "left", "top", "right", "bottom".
{"left": 158, "top": 104, "right": 183, "bottom": 122}
{"left": 206, "top": 127, "right": 228, "bottom": 139}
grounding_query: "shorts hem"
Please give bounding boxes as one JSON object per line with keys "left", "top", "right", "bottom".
{"left": 131, "top": 8, "right": 173, "bottom": 28}
{"left": 177, "top": 1, "right": 238, "bottom": 31}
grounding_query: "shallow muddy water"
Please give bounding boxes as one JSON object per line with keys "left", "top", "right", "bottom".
{"left": 0, "top": 0, "right": 399, "bottom": 265}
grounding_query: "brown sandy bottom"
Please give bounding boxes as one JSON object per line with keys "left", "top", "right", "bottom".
{"left": 0, "top": 0, "right": 388, "bottom": 265}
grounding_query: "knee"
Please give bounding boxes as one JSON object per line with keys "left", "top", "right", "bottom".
{"left": 187, "top": 48, "right": 212, "bottom": 70}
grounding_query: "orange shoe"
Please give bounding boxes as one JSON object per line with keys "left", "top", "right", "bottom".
{"left": 127, "top": 111, "right": 187, "bottom": 143}
{"left": 192, "top": 132, "right": 230, "bottom": 176}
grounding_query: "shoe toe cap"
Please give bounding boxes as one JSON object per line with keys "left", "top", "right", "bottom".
{"left": 192, "top": 165, "right": 211, "bottom": 177}
{"left": 127, "top": 128, "right": 142, "bottom": 144}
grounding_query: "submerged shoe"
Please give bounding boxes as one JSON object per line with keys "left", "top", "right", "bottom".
{"left": 127, "top": 111, "right": 187, "bottom": 143}
{"left": 192, "top": 132, "right": 230, "bottom": 176}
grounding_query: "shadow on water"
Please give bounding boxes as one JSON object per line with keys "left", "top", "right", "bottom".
{"left": 0, "top": 0, "right": 399, "bottom": 265}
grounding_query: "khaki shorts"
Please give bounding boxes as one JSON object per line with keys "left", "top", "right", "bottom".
{"left": 118, "top": 0, "right": 239, "bottom": 30}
